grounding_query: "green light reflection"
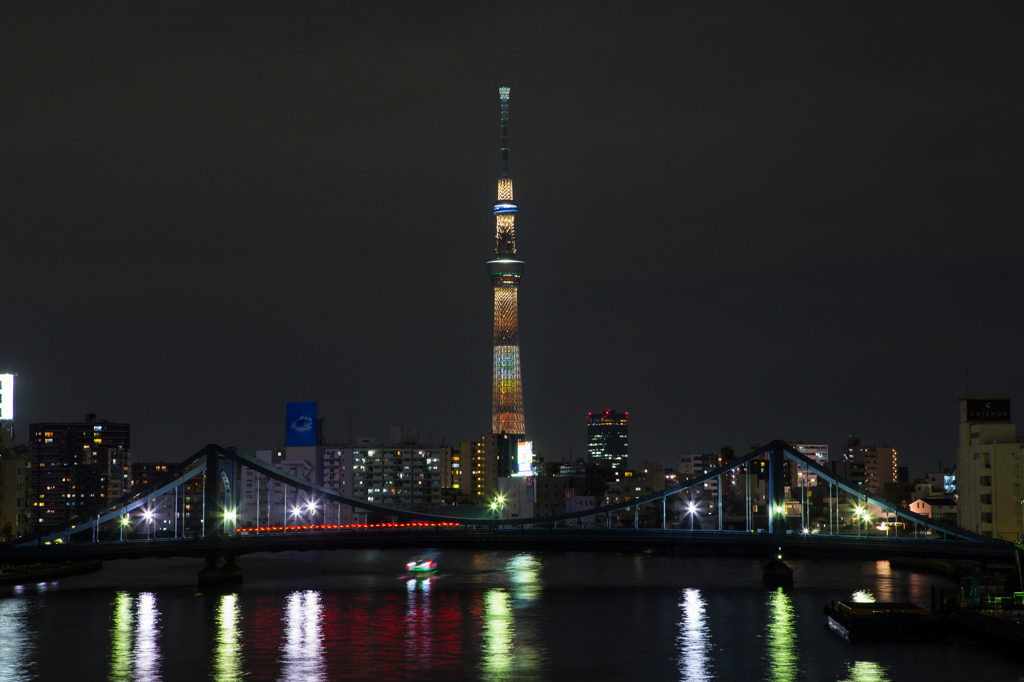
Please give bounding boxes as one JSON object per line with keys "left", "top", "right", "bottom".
{"left": 505, "top": 553, "right": 541, "bottom": 601}
{"left": 110, "top": 592, "right": 134, "bottom": 682}
{"left": 765, "top": 588, "right": 798, "bottom": 682}
{"left": 838, "top": 661, "right": 890, "bottom": 682}
{"left": 483, "top": 589, "right": 513, "bottom": 681}
{"left": 214, "top": 593, "right": 242, "bottom": 682}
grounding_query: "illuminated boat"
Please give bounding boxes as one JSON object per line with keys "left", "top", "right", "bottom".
{"left": 406, "top": 558, "right": 437, "bottom": 574}
{"left": 824, "top": 600, "right": 944, "bottom": 640}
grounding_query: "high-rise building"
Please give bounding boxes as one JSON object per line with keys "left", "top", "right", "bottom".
{"left": 956, "top": 398, "right": 1022, "bottom": 541}
{"left": 843, "top": 436, "right": 897, "bottom": 495}
{"left": 587, "top": 410, "right": 629, "bottom": 472}
{"left": 29, "top": 414, "right": 131, "bottom": 532}
{"left": 131, "top": 461, "right": 171, "bottom": 490}
{"left": 487, "top": 87, "right": 526, "bottom": 437}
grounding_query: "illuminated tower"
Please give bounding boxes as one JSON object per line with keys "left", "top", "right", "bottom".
{"left": 487, "top": 87, "right": 525, "bottom": 436}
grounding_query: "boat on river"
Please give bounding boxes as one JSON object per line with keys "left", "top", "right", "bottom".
{"left": 824, "top": 600, "right": 944, "bottom": 641}
{"left": 406, "top": 558, "right": 437, "bottom": 575}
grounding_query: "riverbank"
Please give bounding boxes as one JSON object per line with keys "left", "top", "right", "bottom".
{"left": 0, "top": 560, "right": 103, "bottom": 586}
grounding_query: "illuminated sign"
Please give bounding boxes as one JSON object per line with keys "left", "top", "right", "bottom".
{"left": 286, "top": 401, "right": 317, "bottom": 447}
{"left": 961, "top": 399, "right": 1010, "bottom": 423}
{"left": 0, "top": 374, "right": 13, "bottom": 420}
{"left": 513, "top": 441, "right": 533, "bottom": 476}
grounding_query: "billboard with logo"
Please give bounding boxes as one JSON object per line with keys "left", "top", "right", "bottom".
{"left": 286, "top": 401, "right": 317, "bottom": 447}
{"left": 514, "top": 440, "right": 533, "bottom": 476}
{"left": 0, "top": 374, "right": 13, "bottom": 420}
{"left": 961, "top": 399, "right": 1010, "bottom": 423}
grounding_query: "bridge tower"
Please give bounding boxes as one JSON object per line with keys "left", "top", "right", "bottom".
{"left": 203, "top": 449, "right": 238, "bottom": 538}
{"left": 767, "top": 442, "right": 787, "bottom": 538}
{"left": 487, "top": 86, "right": 526, "bottom": 437}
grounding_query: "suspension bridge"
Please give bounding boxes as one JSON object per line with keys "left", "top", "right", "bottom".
{"left": 1, "top": 441, "right": 1012, "bottom": 585}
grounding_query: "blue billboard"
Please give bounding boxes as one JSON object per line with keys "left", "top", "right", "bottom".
{"left": 286, "top": 401, "right": 317, "bottom": 447}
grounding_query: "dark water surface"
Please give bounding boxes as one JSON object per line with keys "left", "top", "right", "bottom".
{"left": 0, "top": 550, "right": 1021, "bottom": 681}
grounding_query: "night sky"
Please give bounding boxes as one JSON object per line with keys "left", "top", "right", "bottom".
{"left": 2, "top": 3, "right": 1022, "bottom": 475}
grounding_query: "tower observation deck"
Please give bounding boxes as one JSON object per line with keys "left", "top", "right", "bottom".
{"left": 487, "top": 87, "right": 525, "bottom": 436}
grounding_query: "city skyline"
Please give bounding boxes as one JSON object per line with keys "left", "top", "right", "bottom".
{"left": 0, "top": 4, "right": 1022, "bottom": 475}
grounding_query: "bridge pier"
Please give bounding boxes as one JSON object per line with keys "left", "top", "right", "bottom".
{"left": 198, "top": 555, "right": 243, "bottom": 590}
{"left": 763, "top": 546, "right": 793, "bottom": 587}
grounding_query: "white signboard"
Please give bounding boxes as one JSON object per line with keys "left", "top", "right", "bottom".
{"left": 0, "top": 374, "right": 13, "bottom": 420}
{"left": 513, "top": 440, "right": 533, "bottom": 477}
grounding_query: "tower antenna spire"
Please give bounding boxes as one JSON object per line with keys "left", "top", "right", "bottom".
{"left": 499, "top": 87, "right": 510, "bottom": 178}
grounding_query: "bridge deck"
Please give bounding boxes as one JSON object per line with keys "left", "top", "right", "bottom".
{"left": 1, "top": 528, "right": 1012, "bottom": 566}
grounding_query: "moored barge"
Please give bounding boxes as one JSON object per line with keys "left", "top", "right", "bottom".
{"left": 825, "top": 600, "right": 944, "bottom": 641}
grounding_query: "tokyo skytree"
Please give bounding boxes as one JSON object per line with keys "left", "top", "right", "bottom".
{"left": 487, "top": 87, "right": 525, "bottom": 436}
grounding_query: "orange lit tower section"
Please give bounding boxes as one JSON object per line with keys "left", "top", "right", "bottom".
{"left": 487, "top": 87, "right": 526, "bottom": 436}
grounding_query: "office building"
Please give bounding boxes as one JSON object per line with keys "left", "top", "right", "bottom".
{"left": 29, "top": 414, "right": 131, "bottom": 532}
{"left": 956, "top": 399, "right": 1022, "bottom": 540}
{"left": 587, "top": 410, "right": 629, "bottom": 472}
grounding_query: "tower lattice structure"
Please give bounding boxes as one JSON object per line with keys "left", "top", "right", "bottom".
{"left": 487, "top": 87, "right": 525, "bottom": 436}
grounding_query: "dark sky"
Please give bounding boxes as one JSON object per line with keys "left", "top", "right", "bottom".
{"left": 2, "top": 3, "right": 1022, "bottom": 476}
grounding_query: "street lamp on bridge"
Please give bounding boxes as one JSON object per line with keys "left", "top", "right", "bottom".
{"left": 143, "top": 508, "right": 155, "bottom": 540}
{"left": 686, "top": 502, "right": 698, "bottom": 530}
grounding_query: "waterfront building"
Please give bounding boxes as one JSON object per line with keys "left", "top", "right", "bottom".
{"left": 0, "top": 427, "right": 30, "bottom": 539}
{"left": 908, "top": 497, "right": 958, "bottom": 526}
{"left": 28, "top": 414, "right": 131, "bottom": 532}
{"left": 499, "top": 475, "right": 572, "bottom": 521}
{"left": 240, "top": 449, "right": 325, "bottom": 528}
{"left": 488, "top": 87, "right": 526, "bottom": 438}
{"left": 790, "top": 443, "right": 828, "bottom": 487}
{"left": 587, "top": 410, "right": 629, "bottom": 472}
{"left": 843, "top": 436, "right": 897, "bottom": 495}
{"left": 603, "top": 463, "right": 666, "bottom": 506}
{"left": 241, "top": 428, "right": 445, "bottom": 528}
{"left": 440, "top": 433, "right": 516, "bottom": 502}
{"left": 956, "top": 398, "right": 1022, "bottom": 540}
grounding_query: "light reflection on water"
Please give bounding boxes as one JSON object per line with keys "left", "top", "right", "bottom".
{"left": 839, "top": 661, "right": 891, "bottom": 682}
{"left": 766, "top": 588, "right": 797, "bottom": 682}
{"left": 214, "top": 593, "right": 242, "bottom": 682}
{"left": 282, "top": 591, "right": 325, "bottom": 682}
{"left": 135, "top": 593, "right": 160, "bottom": 682}
{"left": 483, "top": 589, "right": 514, "bottom": 681}
{"left": 677, "top": 588, "right": 711, "bottom": 681}
{"left": 108, "top": 591, "right": 162, "bottom": 681}
{"left": 505, "top": 553, "right": 541, "bottom": 602}
{"left": 5, "top": 553, "right": 1019, "bottom": 680}
{"left": 110, "top": 592, "right": 134, "bottom": 682}
{"left": 0, "top": 597, "right": 34, "bottom": 681}
{"left": 406, "top": 578, "right": 432, "bottom": 666}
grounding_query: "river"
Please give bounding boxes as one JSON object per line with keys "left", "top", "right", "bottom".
{"left": 0, "top": 549, "right": 1020, "bottom": 681}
